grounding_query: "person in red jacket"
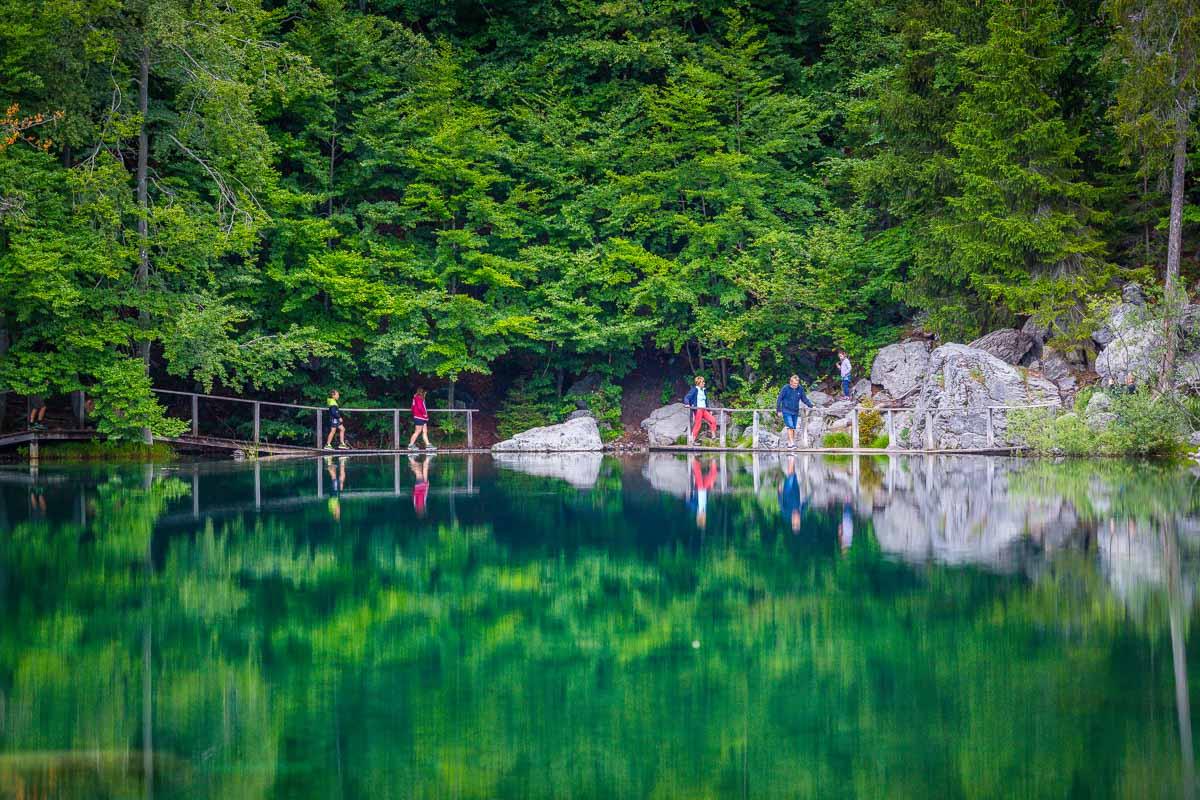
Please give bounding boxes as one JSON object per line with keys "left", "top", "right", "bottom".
{"left": 407, "top": 387, "right": 435, "bottom": 450}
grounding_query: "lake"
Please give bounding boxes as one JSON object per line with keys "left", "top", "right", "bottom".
{"left": 0, "top": 452, "right": 1197, "bottom": 799}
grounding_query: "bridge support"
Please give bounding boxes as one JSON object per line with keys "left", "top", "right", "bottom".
{"left": 466, "top": 411, "right": 474, "bottom": 449}
{"left": 393, "top": 410, "right": 401, "bottom": 450}
{"left": 851, "top": 407, "right": 860, "bottom": 449}
{"left": 253, "top": 402, "right": 260, "bottom": 448}
{"left": 751, "top": 411, "right": 759, "bottom": 449}
{"left": 316, "top": 409, "right": 323, "bottom": 449}
{"left": 191, "top": 395, "right": 199, "bottom": 436}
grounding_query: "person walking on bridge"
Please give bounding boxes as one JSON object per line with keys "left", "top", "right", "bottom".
{"left": 324, "top": 390, "right": 349, "bottom": 450}
{"left": 408, "top": 387, "right": 435, "bottom": 450}
{"left": 776, "top": 375, "right": 814, "bottom": 449}
{"left": 684, "top": 376, "right": 718, "bottom": 443}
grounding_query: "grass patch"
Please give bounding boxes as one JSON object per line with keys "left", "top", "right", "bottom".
{"left": 868, "top": 433, "right": 890, "bottom": 449}
{"left": 822, "top": 431, "right": 853, "bottom": 448}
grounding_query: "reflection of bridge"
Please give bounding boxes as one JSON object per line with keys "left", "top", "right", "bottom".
{"left": 0, "top": 388, "right": 484, "bottom": 458}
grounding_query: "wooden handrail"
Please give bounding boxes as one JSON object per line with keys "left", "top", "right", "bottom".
{"left": 151, "top": 388, "right": 476, "bottom": 413}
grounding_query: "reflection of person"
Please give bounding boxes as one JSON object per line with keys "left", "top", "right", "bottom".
{"left": 325, "top": 456, "right": 346, "bottom": 521}
{"left": 684, "top": 376, "right": 718, "bottom": 442}
{"left": 408, "top": 387, "right": 435, "bottom": 450}
{"left": 688, "top": 457, "right": 719, "bottom": 529}
{"left": 408, "top": 455, "right": 431, "bottom": 517}
{"left": 777, "top": 455, "right": 808, "bottom": 533}
{"left": 776, "top": 375, "right": 814, "bottom": 450}
{"left": 839, "top": 503, "right": 854, "bottom": 552}
{"left": 324, "top": 390, "right": 349, "bottom": 450}
{"left": 29, "top": 487, "right": 47, "bottom": 517}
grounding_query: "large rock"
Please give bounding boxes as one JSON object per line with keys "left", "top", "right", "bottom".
{"left": 1084, "top": 392, "right": 1117, "bottom": 431}
{"left": 1032, "top": 347, "right": 1077, "bottom": 398}
{"left": 870, "top": 341, "right": 931, "bottom": 401}
{"left": 1094, "top": 315, "right": 1159, "bottom": 385}
{"left": 640, "top": 403, "right": 691, "bottom": 445}
{"left": 968, "top": 328, "right": 1038, "bottom": 366}
{"left": 492, "top": 416, "right": 603, "bottom": 452}
{"left": 908, "top": 344, "right": 1060, "bottom": 450}
{"left": 493, "top": 452, "right": 603, "bottom": 488}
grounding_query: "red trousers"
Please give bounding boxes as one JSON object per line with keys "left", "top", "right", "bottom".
{"left": 691, "top": 408, "right": 718, "bottom": 440}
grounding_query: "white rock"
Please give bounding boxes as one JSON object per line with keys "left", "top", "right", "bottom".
{"left": 870, "top": 341, "right": 931, "bottom": 401}
{"left": 639, "top": 403, "right": 692, "bottom": 446}
{"left": 492, "top": 416, "right": 603, "bottom": 452}
{"left": 493, "top": 452, "right": 603, "bottom": 488}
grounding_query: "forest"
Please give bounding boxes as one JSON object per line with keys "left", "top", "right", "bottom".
{"left": 0, "top": 0, "right": 1197, "bottom": 438}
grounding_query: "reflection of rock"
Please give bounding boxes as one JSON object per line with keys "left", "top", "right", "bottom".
{"left": 492, "top": 417, "right": 603, "bottom": 452}
{"left": 869, "top": 456, "right": 1080, "bottom": 571}
{"left": 494, "top": 452, "right": 603, "bottom": 489}
{"left": 640, "top": 404, "right": 691, "bottom": 445}
{"left": 642, "top": 453, "right": 694, "bottom": 497}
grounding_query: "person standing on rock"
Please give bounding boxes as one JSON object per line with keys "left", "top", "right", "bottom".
{"left": 684, "top": 376, "right": 719, "bottom": 443}
{"left": 776, "top": 375, "right": 814, "bottom": 449}
{"left": 837, "top": 351, "right": 853, "bottom": 398}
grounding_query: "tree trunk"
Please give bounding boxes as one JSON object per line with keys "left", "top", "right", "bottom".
{"left": 0, "top": 320, "right": 8, "bottom": 434}
{"left": 1158, "top": 104, "right": 1190, "bottom": 394}
{"left": 137, "top": 43, "right": 153, "bottom": 444}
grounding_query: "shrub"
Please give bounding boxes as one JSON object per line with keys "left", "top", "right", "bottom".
{"left": 857, "top": 397, "right": 884, "bottom": 442}
{"left": 823, "top": 431, "right": 853, "bottom": 448}
{"left": 497, "top": 375, "right": 624, "bottom": 442}
{"left": 868, "top": 433, "right": 889, "bottom": 449}
{"left": 1009, "top": 389, "right": 1188, "bottom": 457}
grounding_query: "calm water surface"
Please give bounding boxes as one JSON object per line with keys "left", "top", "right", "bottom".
{"left": 1, "top": 452, "right": 1198, "bottom": 799}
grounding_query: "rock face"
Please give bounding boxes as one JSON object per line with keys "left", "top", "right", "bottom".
{"left": 1085, "top": 392, "right": 1117, "bottom": 431}
{"left": 640, "top": 403, "right": 692, "bottom": 445}
{"left": 1032, "top": 347, "right": 1077, "bottom": 398}
{"left": 967, "top": 328, "right": 1038, "bottom": 366}
{"left": 492, "top": 416, "right": 603, "bottom": 452}
{"left": 493, "top": 452, "right": 603, "bottom": 488}
{"left": 870, "top": 341, "right": 931, "bottom": 401}
{"left": 908, "top": 344, "right": 1060, "bottom": 449}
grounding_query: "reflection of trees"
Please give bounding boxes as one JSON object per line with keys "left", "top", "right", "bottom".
{"left": 0, "top": 459, "right": 1198, "bottom": 797}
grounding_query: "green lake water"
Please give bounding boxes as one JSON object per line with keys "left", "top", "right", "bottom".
{"left": 1, "top": 452, "right": 1198, "bottom": 799}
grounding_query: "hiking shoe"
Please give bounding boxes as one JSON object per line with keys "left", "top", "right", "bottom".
{"left": 424, "top": 444, "right": 437, "bottom": 450}
{"left": 324, "top": 444, "right": 334, "bottom": 450}
{"left": 407, "top": 443, "right": 418, "bottom": 450}
{"left": 337, "top": 443, "right": 350, "bottom": 450}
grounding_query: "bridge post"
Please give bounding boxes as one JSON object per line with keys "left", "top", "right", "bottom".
{"left": 191, "top": 394, "right": 198, "bottom": 437}
{"left": 925, "top": 412, "right": 935, "bottom": 451}
{"left": 393, "top": 410, "right": 400, "bottom": 450}
{"left": 29, "top": 437, "right": 38, "bottom": 465}
{"left": 316, "top": 409, "right": 323, "bottom": 449}
{"left": 466, "top": 411, "right": 474, "bottom": 449}
{"left": 851, "top": 407, "right": 860, "bottom": 449}
{"left": 802, "top": 409, "right": 810, "bottom": 449}
{"left": 985, "top": 408, "right": 995, "bottom": 448}
{"left": 253, "top": 402, "right": 261, "bottom": 448}
{"left": 885, "top": 410, "right": 895, "bottom": 450}
{"left": 751, "top": 411, "right": 759, "bottom": 449}
{"left": 719, "top": 410, "right": 727, "bottom": 448}
{"left": 73, "top": 390, "right": 86, "bottom": 428}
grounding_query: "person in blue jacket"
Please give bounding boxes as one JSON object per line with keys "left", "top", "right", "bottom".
{"left": 776, "top": 374, "right": 814, "bottom": 449}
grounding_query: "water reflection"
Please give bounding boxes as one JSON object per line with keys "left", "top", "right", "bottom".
{"left": 0, "top": 454, "right": 1198, "bottom": 798}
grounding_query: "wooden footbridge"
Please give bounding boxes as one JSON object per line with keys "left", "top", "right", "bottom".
{"left": 0, "top": 388, "right": 484, "bottom": 458}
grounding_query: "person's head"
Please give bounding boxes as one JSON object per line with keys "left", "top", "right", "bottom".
{"left": 837, "top": 350, "right": 847, "bottom": 359}
{"left": 789, "top": 374, "right": 800, "bottom": 387}
{"left": 329, "top": 389, "right": 340, "bottom": 400}
{"left": 695, "top": 376, "right": 705, "bottom": 388}
{"left": 415, "top": 386, "right": 426, "bottom": 397}
{"left": 1125, "top": 373, "right": 1135, "bottom": 385}
{"left": 791, "top": 510, "right": 802, "bottom": 534}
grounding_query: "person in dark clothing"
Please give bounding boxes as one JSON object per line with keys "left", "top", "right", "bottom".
{"left": 776, "top": 374, "right": 815, "bottom": 449}
{"left": 27, "top": 395, "right": 46, "bottom": 431}
{"left": 324, "top": 390, "right": 348, "bottom": 450}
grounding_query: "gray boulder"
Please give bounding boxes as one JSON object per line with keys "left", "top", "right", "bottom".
{"left": 640, "top": 403, "right": 691, "bottom": 446}
{"left": 808, "top": 390, "right": 833, "bottom": 407}
{"left": 492, "top": 416, "right": 603, "bottom": 452}
{"left": 567, "top": 409, "right": 594, "bottom": 421}
{"left": 1084, "top": 392, "right": 1117, "bottom": 431}
{"left": 852, "top": 378, "right": 872, "bottom": 399}
{"left": 870, "top": 341, "right": 931, "bottom": 401}
{"left": 909, "top": 344, "right": 1060, "bottom": 450}
{"left": 968, "top": 328, "right": 1038, "bottom": 366}
{"left": 1094, "top": 316, "right": 1159, "bottom": 386}
{"left": 1032, "top": 347, "right": 1077, "bottom": 398}
{"left": 1123, "top": 282, "right": 1147, "bottom": 305}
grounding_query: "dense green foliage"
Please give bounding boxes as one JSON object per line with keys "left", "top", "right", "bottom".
{"left": 1010, "top": 388, "right": 1191, "bottom": 456}
{"left": 1, "top": 0, "right": 1196, "bottom": 421}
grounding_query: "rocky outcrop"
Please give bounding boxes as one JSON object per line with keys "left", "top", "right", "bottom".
{"left": 967, "top": 328, "right": 1038, "bottom": 366}
{"left": 492, "top": 416, "right": 603, "bottom": 452}
{"left": 494, "top": 452, "right": 603, "bottom": 488}
{"left": 640, "top": 403, "right": 691, "bottom": 445}
{"left": 1084, "top": 392, "right": 1117, "bottom": 431}
{"left": 908, "top": 344, "right": 1059, "bottom": 449}
{"left": 870, "top": 341, "right": 931, "bottom": 401}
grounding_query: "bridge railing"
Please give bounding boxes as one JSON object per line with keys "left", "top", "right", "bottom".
{"left": 682, "top": 400, "right": 1062, "bottom": 450}
{"left": 151, "top": 389, "right": 479, "bottom": 450}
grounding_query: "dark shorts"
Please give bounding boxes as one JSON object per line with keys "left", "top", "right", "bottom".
{"left": 413, "top": 418, "right": 428, "bottom": 427}
{"left": 330, "top": 417, "right": 343, "bottom": 428}
{"left": 782, "top": 413, "right": 799, "bottom": 430}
